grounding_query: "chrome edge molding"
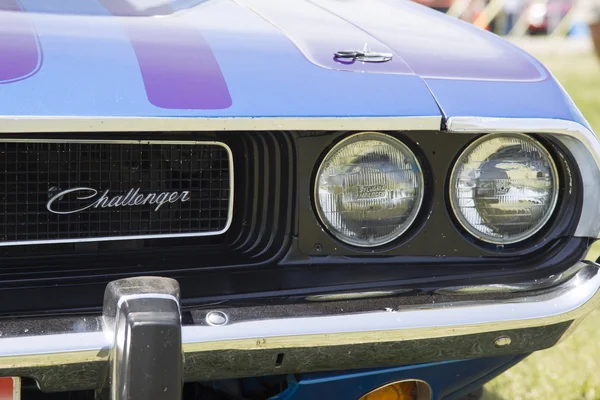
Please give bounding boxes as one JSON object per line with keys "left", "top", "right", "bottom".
{"left": 435, "top": 260, "right": 594, "bottom": 295}
{"left": 182, "top": 261, "right": 599, "bottom": 349}
{"left": 442, "top": 240, "right": 600, "bottom": 295}
{"left": 0, "top": 139, "right": 234, "bottom": 247}
{"left": 447, "top": 117, "right": 600, "bottom": 238}
{"left": 0, "top": 116, "right": 442, "bottom": 132}
{"left": 0, "top": 248, "right": 598, "bottom": 391}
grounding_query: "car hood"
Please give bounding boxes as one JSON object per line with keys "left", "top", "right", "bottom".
{"left": 0, "top": 0, "right": 582, "bottom": 124}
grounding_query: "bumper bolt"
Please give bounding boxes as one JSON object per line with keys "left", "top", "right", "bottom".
{"left": 206, "top": 311, "right": 228, "bottom": 326}
{"left": 494, "top": 335, "right": 512, "bottom": 348}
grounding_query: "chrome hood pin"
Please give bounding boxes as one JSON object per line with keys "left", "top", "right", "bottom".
{"left": 334, "top": 44, "right": 392, "bottom": 63}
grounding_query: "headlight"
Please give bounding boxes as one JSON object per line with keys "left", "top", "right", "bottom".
{"left": 315, "top": 132, "right": 424, "bottom": 247}
{"left": 450, "top": 134, "right": 559, "bottom": 244}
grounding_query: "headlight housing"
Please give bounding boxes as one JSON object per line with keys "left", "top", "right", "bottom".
{"left": 314, "top": 132, "right": 424, "bottom": 247}
{"left": 450, "top": 133, "right": 559, "bottom": 245}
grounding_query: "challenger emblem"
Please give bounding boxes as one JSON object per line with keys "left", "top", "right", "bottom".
{"left": 334, "top": 44, "right": 392, "bottom": 63}
{"left": 46, "top": 187, "right": 191, "bottom": 215}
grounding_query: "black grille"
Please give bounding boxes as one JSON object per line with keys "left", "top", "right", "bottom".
{"left": 0, "top": 140, "right": 232, "bottom": 244}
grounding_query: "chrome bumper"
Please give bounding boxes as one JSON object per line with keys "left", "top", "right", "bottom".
{"left": 1, "top": 245, "right": 599, "bottom": 395}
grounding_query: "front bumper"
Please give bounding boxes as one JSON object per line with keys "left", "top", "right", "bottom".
{"left": 1, "top": 242, "right": 600, "bottom": 396}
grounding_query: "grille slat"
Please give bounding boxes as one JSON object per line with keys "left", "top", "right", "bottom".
{"left": 0, "top": 140, "right": 232, "bottom": 245}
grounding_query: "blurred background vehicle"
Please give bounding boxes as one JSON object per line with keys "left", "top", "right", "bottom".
{"left": 412, "top": 0, "right": 454, "bottom": 12}
{"left": 411, "top": 0, "right": 587, "bottom": 36}
{"left": 526, "top": 0, "right": 573, "bottom": 35}
{"left": 412, "top": 0, "right": 453, "bottom": 12}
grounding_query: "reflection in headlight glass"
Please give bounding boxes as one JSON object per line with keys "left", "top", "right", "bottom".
{"left": 316, "top": 133, "right": 424, "bottom": 247}
{"left": 451, "top": 134, "right": 558, "bottom": 244}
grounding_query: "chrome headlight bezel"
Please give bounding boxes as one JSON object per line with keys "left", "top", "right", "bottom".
{"left": 313, "top": 132, "right": 425, "bottom": 248}
{"left": 449, "top": 133, "right": 560, "bottom": 245}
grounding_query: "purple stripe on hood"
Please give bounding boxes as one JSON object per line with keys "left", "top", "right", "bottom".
{"left": 99, "top": 0, "right": 231, "bottom": 110}
{"left": 0, "top": 0, "right": 42, "bottom": 84}
{"left": 236, "top": 0, "right": 545, "bottom": 82}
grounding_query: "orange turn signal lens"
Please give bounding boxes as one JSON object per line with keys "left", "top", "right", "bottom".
{"left": 359, "top": 380, "right": 431, "bottom": 400}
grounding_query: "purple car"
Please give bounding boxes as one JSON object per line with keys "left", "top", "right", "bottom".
{"left": 0, "top": 0, "right": 598, "bottom": 399}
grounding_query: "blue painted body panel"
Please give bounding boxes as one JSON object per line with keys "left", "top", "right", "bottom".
{"left": 0, "top": 0, "right": 440, "bottom": 118}
{"left": 424, "top": 78, "right": 590, "bottom": 128}
{"left": 0, "top": 0, "right": 587, "bottom": 127}
{"left": 270, "top": 356, "right": 528, "bottom": 400}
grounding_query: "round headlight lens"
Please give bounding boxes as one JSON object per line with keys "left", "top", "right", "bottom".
{"left": 315, "top": 132, "right": 424, "bottom": 247}
{"left": 450, "top": 134, "right": 559, "bottom": 244}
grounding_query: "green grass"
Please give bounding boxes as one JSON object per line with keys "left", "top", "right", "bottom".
{"left": 537, "top": 52, "right": 600, "bottom": 133}
{"left": 483, "top": 51, "right": 600, "bottom": 400}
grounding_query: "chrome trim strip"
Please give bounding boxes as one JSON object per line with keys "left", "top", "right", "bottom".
{"left": 305, "top": 290, "right": 407, "bottom": 301}
{"left": 0, "top": 139, "right": 234, "bottom": 246}
{"left": 447, "top": 117, "right": 600, "bottom": 238}
{"left": 182, "top": 262, "right": 599, "bottom": 350}
{"left": 0, "top": 116, "right": 442, "bottom": 132}
{"left": 0, "top": 139, "right": 232, "bottom": 145}
{"left": 435, "top": 260, "right": 592, "bottom": 295}
{"left": 0, "top": 331, "right": 106, "bottom": 366}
